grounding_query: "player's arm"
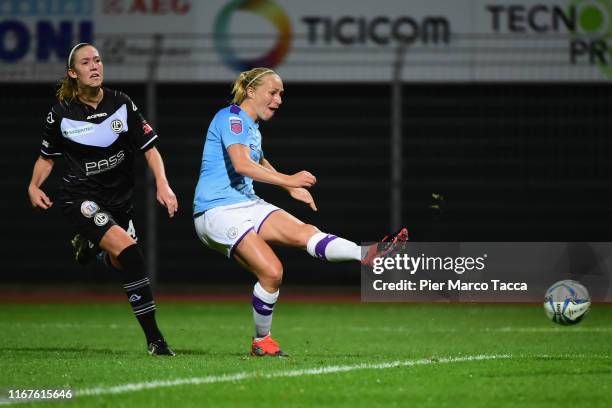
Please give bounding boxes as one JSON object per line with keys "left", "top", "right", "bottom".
{"left": 227, "top": 144, "right": 316, "bottom": 189}
{"left": 28, "top": 156, "right": 54, "bottom": 209}
{"left": 143, "top": 146, "right": 178, "bottom": 218}
{"left": 261, "top": 157, "right": 318, "bottom": 211}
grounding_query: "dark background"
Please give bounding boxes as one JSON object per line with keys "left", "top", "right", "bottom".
{"left": 5, "top": 82, "right": 611, "bottom": 285}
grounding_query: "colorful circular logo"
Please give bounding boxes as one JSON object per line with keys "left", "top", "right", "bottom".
{"left": 213, "top": 0, "right": 292, "bottom": 71}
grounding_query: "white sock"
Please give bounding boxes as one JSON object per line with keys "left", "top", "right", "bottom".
{"left": 252, "top": 282, "right": 279, "bottom": 339}
{"left": 306, "top": 232, "right": 361, "bottom": 262}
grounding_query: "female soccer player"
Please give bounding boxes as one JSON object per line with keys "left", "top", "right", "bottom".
{"left": 193, "top": 67, "right": 408, "bottom": 357}
{"left": 27, "top": 43, "right": 178, "bottom": 356}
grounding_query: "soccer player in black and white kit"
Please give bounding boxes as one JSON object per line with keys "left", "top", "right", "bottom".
{"left": 27, "top": 43, "right": 178, "bottom": 356}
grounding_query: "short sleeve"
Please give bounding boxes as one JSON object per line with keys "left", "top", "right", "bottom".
{"left": 123, "top": 93, "right": 158, "bottom": 152}
{"left": 220, "top": 114, "right": 249, "bottom": 148}
{"left": 40, "top": 108, "right": 63, "bottom": 159}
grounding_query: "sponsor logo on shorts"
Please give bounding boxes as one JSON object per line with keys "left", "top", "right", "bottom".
{"left": 94, "top": 212, "right": 109, "bottom": 226}
{"left": 110, "top": 119, "right": 124, "bottom": 133}
{"left": 42, "top": 139, "right": 50, "bottom": 148}
{"left": 229, "top": 117, "right": 243, "bottom": 135}
{"left": 227, "top": 226, "right": 239, "bottom": 239}
{"left": 80, "top": 201, "right": 99, "bottom": 218}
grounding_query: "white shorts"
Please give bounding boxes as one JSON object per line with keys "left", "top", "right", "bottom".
{"left": 194, "top": 199, "right": 281, "bottom": 257}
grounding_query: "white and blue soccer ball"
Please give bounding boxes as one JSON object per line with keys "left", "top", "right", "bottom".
{"left": 543, "top": 280, "right": 590, "bottom": 325}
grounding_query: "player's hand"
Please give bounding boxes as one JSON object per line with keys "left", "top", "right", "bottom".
{"left": 28, "top": 185, "right": 53, "bottom": 210}
{"left": 156, "top": 183, "right": 178, "bottom": 218}
{"left": 287, "top": 171, "right": 316, "bottom": 188}
{"left": 289, "top": 187, "right": 318, "bottom": 211}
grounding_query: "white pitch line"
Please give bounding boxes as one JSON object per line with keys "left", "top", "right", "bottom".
{"left": 76, "top": 354, "right": 510, "bottom": 398}
{"left": 345, "top": 326, "right": 612, "bottom": 333}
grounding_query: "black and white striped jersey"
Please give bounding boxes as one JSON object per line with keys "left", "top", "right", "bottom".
{"left": 40, "top": 88, "right": 158, "bottom": 207}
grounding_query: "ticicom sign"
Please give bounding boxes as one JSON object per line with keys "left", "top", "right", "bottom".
{"left": 302, "top": 15, "right": 451, "bottom": 45}
{"left": 0, "top": 0, "right": 93, "bottom": 62}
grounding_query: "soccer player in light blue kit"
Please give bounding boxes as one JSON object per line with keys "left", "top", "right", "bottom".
{"left": 194, "top": 67, "right": 408, "bottom": 356}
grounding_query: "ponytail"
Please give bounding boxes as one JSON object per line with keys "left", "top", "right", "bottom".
{"left": 56, "top": 76, "right": 78, "bottom": 102}
{"left": 231, "top": 67, "right": 276, "bottom": 105}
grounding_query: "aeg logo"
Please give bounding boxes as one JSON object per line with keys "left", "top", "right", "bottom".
{"left": 85, "top": 150, "right": 125, "bottom": 175}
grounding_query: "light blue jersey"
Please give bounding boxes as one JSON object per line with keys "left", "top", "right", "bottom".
{"left": 193, "top": 105, "right": 264, "bottom": 215}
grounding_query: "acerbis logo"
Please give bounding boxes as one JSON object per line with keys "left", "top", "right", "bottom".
{"left": 213, "top": 0, "right": 292, "bottom": 71}
{"left": 87, "top": 112, "right": 107, "bottom": 120}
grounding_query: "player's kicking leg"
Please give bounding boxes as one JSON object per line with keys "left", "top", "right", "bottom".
{"left": 361, "top": 227, "right": 410, "bottom": 267}
{"left": 257, "top": 210, "right": 409, "bottom": 265}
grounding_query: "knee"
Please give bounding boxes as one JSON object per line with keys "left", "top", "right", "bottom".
{"left": 295, "top": 224, "right": 320, "bottom": 247}
{"left": 108, "top": 241, "right": 136, "bottom": 259}
{"left": 260, "top": 260, "right": 283, "bottom": 289}
{"left": 100, "top": 226, "right": 137, "bottom": 258}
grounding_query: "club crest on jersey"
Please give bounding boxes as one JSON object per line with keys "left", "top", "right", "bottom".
{"left": 229, "top": 117, "right": 243, "bottom": 135}
{"left": 80, "top": 201, "right": 99, "bottom": 218}
{"left": 94, "top": 212, "right": 109, "bottom": 226}
{"left": 110, "top": 119, "right": 124, "bottom": 133}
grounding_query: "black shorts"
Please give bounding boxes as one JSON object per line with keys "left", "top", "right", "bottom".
{"left": 61, "top": 199, "right": 138, "bottom": 245}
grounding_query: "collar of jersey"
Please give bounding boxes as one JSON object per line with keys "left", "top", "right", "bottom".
{"left": 73, "top": 87, "right": 106, "bottom": 110}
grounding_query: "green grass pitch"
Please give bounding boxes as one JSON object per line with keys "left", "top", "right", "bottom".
{"left": 0, "top": 302, "right": 610, "bottom": 407}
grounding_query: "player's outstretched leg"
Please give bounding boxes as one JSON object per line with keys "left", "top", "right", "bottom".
{"left": 305, "top": 228, "right": 409, "bottom": 266}
{"left": 362, "top": 227, "right": 410, "bottom": 267}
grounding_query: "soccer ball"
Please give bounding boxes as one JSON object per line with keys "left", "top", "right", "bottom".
{"left": 543, "top": 280, "right": 590, "bottom": 325}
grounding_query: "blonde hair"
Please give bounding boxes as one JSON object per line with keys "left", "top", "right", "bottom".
{"left": 56, "top": 43, "right": 93, "bottom": 102}
{"left": 231, "top": 67, "right": 276, "bottom": 105}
